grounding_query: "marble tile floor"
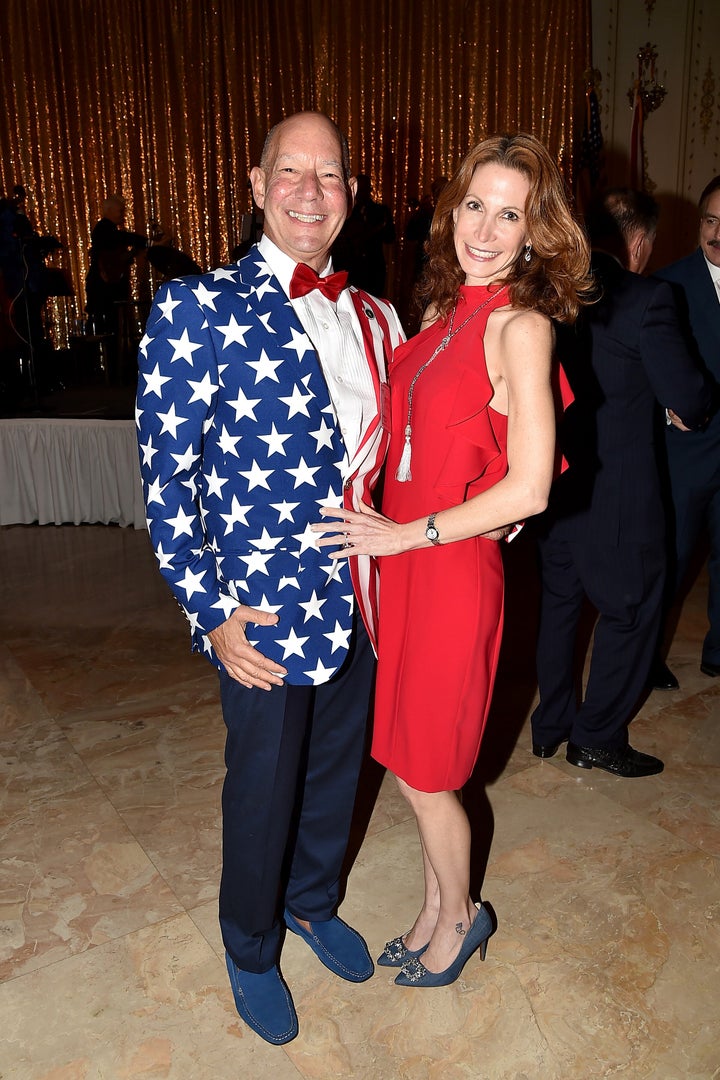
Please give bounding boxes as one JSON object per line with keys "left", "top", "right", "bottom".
{"left": 0, "top": 523, "right": 718, "bottom": 1080}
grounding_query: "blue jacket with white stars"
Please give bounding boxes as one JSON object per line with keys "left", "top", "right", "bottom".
{"left": 136, "top": 245, "right": 403, "bottom": 684}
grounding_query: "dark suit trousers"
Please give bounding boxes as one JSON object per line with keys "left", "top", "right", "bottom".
{"left": 666, "top": 446, "right": 720, "bottom": 665}
{"left": 218, "top": 615, "right": 374, "bottom": 973}
{"left": 532, "top": 536, "right": 665, "bottom": 749}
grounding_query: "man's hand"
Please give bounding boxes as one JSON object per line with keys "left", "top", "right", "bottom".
{"left": 480, "top": 525, "right": 513, "bottom": 541}
{"left": 207, "top": 605, "right": 287, "bottom": 690}
{"left": 667, "top": 408, "right": 692, "bottom": 432}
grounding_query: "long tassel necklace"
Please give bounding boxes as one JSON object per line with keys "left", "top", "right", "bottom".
{"left": 395, "top": 284, "right": 508, "bottom": 482}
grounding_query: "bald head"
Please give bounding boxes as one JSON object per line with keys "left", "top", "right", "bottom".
{"left": 250, "top": 112, "right": 355, "bottom": 271}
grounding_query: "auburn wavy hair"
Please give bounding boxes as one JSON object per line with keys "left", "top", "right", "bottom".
{"left": 417, "top": 133, "right": 593, "bottom": 324}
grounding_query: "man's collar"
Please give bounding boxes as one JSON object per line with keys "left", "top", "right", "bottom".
{"left": 702, "top": 249, "right": 720, "bottom": 285}
{"left": 257, "top": 234, "right": 332, "bottom": 296}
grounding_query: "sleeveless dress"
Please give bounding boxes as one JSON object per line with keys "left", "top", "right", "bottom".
{"left": 371, "top": 284, "right": 511, "bottom": 792}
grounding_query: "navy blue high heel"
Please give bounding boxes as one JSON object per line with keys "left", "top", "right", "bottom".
{"left": 394, "top": 903, "right": 493, "bottom": 987}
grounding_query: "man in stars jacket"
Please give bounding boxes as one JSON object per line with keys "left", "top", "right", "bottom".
{"left": 136, "top": 112, "right": 403, "bottom": 1045}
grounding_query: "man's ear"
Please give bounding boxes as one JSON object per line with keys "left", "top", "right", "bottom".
{"left": 250, "top": 166, "right": 266, "bottom": 209}
{"left": 348, "top": 175, "right": 357, "bottom": 207}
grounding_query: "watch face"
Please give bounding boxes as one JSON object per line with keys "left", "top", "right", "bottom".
{"left": 426, "top": 526, "right": 439, "bottom": 541}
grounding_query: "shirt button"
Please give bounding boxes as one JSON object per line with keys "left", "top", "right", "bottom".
{"left": 322, "top": 321, "right": 330, "bottom": 330}
{"left": 336, "top": 375, "right": 344, "bottom": 383}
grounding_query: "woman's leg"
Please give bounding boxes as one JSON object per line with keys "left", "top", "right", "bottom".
{"left": 396, "top": 777, "right": 477, "bottom": 973}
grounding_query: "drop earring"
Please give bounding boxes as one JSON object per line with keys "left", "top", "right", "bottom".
{"left": 524, "top": 243, "right": 532, "bottom": 263}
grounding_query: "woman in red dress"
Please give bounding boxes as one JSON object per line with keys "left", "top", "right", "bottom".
{"left": 315, "top": 134, "right": 592, "bottom": 987}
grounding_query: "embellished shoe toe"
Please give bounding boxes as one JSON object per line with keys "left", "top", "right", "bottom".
{"left": 376, "top": 934, "right": 428, "bottom": 968}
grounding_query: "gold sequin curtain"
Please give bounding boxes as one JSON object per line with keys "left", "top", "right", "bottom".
{"left": 0, "top": 0, "right": 591, "bottom": 339}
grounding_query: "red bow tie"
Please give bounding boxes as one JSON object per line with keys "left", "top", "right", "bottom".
{"left": 289, "top": 262, "right": 349, "bottom": 302}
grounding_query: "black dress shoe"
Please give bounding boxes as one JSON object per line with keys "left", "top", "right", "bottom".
{"left": 700, "top": 660, "right": 720, "bottom": 677}
{"left": 646, "top": 659, "right": 679, "bottom": 691}
{"left": 532, "top": 742, "right": 561, "bottom": 759}
{"left": 566, "top": 742, "right": 664, "bottom": 777}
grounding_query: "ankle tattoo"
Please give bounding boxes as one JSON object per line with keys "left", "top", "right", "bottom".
{"left": 455, "top": 922, "right": 466, "bottom": 936}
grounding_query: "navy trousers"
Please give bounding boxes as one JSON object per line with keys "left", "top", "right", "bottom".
{"left": 666, "top": 448, "right": 720, "bottom": 666}
{"left": 218, "top": 614, "right": 374, "bottom": 973}
{"left": 532, "top": 536, "right": 665, "bottom": 750}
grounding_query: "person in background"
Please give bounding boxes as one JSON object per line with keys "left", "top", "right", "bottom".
{"left": 649, "top": 177, "right": 720, "bottom": 688}
{"left": 85, "top": 194, "right": 147, "bottom": 367}
{"left": 531, "top": 188, "right": 712, "bottom": 776}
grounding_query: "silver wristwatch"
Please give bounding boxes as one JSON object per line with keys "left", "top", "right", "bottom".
{"left": 426, "top": 512, "right": 441, "bottom": 546}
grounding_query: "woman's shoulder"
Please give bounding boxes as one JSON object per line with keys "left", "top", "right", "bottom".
{"left": 491, "top": 304, "right": 551, "bottom": 339}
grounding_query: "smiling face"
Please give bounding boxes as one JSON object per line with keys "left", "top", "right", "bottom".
{"left": 699, "top": 189, "right": 720, "bottom": 269}
{"left": 250, "top": 113, "right": 355, "bottom": 271}
{"left": 452, "top": 162, "right": 531, "bottom": 286}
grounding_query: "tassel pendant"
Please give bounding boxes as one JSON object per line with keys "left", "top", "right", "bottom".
{"left": 395, "top": 424, "right": 413, "bottom": 482}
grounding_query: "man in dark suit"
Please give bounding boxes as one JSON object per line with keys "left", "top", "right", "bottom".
{"left": 136, "top": 112, "right": 403, "bottom": 1044}
{"left": 652, "top": 177, "right": 720, "bottom": 684}
{"left": 531, "top": 189, "right": 712, "bottom": 777}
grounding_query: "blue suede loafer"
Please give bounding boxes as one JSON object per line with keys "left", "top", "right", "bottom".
{"left": 225, "top": 952, "right": 298, "bottom": 1045}
{"left": 284, "top": 909, "right": 374, "bottom": 982}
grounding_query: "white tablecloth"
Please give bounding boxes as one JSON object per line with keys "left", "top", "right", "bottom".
{"left": 0, "top": 418, "right": 146, "bottom": 529}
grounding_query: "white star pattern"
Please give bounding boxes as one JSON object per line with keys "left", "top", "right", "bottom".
{"left": 254, "top": 277, "right": 279, "bottom": 300}
{"left": 323, "top": 620, "right": 353, "bottom": 653}
{"left": 165, "top": 504, "right": 196, "bottom": 539}
{"left": 211, "top": 592, "right": 241, "bottom": 620}
{"left": 249, "top": 527, "right": 283, "bottom": 550}
{"left": 286, "top": 457, "right": 321, "bottom": 489}
{"left": 279, "top": 383, "right": 314, "bottom": 419}
{"left": 258, "top": 424, "right": 293, "bottom": 457}
{"left": 282, "top": 326, "right": 314, "bottom": 360}
{"left": 270, "top": 500, "right": 300, "bottom": 522}
{"left": 246, "top": 349, "right": 284, "bottom": 383}
{"left": 139, "top": 332, "right": 153, "bottom": 358}
{"left": 219, "top": 495, "right": 253, "bottom": 535}
{"left": 192, "top": 281, "right": 221, "bottom": 310}
{"left": 276, "top": 627, "right": 309, "bottom": 659}
{"left": 216, "top": 314, "right": 253, "bottom": 349}
{"left": 211, "top": 267, "right": 237, "bottom": 282}
{"left": 142, "top": 362, "right": 172, "bottom": 399}
{"left": 168, "top": 328, "right": 204, "bottom": 364}
{"left": 239, "top": 550, "right": 276, "bottom": 577}
{"left": 146, "top": 476, "right": 167, "bottom": 506}
{"left": 139, "top": 434, "right": 159, "bottom": 468}
{"left": 315, "top": 485, "right": 344, "bottom": 509}
{"left": 292, "top": 521, "right": 319, "bottom": 553}
{"left": 136, "top": 251, "right": 401, "bottom": 687}
{"left": 157, "top": 403, "right": 189, "bottom": 439}
{"left": 216, "top": 425, "right": 242, "bottom": 456}
{"left": 157, "top": 288, "right": 182, "bottom": 323}
{"left": 170, "top": 443, "right": 200, "bottom": 475}
{"left": 299, "top": 590, "right": 327, "bottom": 621}
{"left": 227, "top": 387, "right": 261, "bottom": 422}
{"left": 255, "top": 594, "right": 283, "bottom": 615}
{"left": 205, "top": 466, "right": 229, "bottom": 499}
{"left": 187, "top": 370, "right": 219, "bottom": 406}
{"left": 155, "top": 542, "right": 174, "bottom": 570}
{"left": 240, "top": 460, "right": 274, "bottom": 491}
{"left": 308, "top": 418, "right": 336, "bottom": 451}
{"left": 176, "top": 566, "right": 207, "bottom": 600}
{"left": 304, "top": 659, "right": 337, "bottom": 685}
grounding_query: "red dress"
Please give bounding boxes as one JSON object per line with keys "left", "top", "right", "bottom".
{"left": 372, "top": 284, "right": 511, "bottom": 792}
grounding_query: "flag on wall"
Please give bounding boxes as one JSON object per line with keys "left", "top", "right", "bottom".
{"left": 580, "top": 86, "right": 604, "bottom": 187}
{"left": 630, "top": 83, "right": 645, "bottom": 190}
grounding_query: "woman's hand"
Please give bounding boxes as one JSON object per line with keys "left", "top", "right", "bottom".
{"left": 312, "top": 504, "right": 407, "bottom": 558}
